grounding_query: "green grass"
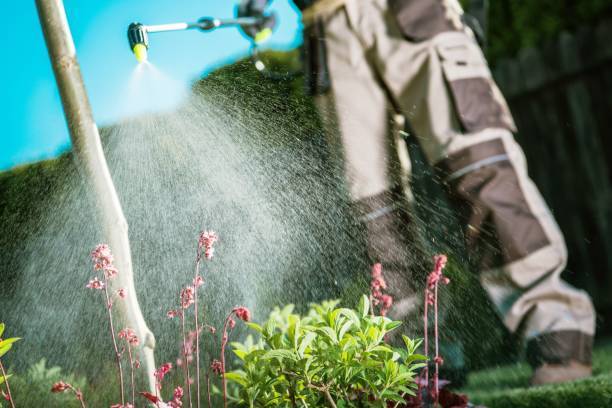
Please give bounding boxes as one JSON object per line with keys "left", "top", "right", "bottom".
{"left": 461, "top": 342, "right": 612, "bottom": 407}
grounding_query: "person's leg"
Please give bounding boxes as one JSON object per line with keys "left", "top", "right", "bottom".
{"left": 357, "top": 0, "right": 595, "bottom": 382}
{"left": 313, "top": 5, "right": 422, "bottom": 320}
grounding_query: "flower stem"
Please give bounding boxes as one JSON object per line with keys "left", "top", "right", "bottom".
{"left": 206, "top": 370, "right": 212, "bottom": 408}
{"left": 434, "top": 283, "right": 439, "bottom": 406}
{"left": 0, "top": 359, "right": 15, "bottom": 408}
{"left": 220, "top": 313, "right": 234, "bottom": 408}
{"left": 127, "top": 344, "right": 136, "bottom": 407}
{"left": 103, "top": 285, "right": 125, "bottom": 405}
{"left": 422, "top": 287, "right": 429, "bottom": 400}
{"left": 67, "top": 383, "right": 87, "bottom": 408}
{"left": 180, "top": 311, "right": 193, "bottom": 408}
{"left": 194, "top": 258, "right": 201, "bottom": 408}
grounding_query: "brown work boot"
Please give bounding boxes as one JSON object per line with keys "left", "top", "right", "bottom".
{"left": 530, "top": 360, "right": 592, "bottom": 386}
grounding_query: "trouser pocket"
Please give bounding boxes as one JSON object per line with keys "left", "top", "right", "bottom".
{"left": 435, "top": 33, "right": 516, "bottom": 133}
{"left": 302, "top": 19, "right": 331, "bottom": 96}
{"left": 389, "top": 0, "right": 463, "bottom": 41}
{"left": 437, "top": 139, "right": 549, "bottom": 270}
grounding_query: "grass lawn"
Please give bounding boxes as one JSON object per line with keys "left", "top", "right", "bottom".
{"left": 461, "top": 342, "right": 612, "bottom": 407}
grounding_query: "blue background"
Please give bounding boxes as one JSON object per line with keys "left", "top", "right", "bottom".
{"left": 1, "top": 1, "right": 301, "bottom": 171}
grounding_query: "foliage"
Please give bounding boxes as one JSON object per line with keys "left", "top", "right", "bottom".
{"left": 226, "top": 296, "right": 426, "bottom": 407}
{"left": 0, "top": 322, "right": 21, "bottom": 407}
{"left": 460, "top": 342, "right": 612, "bottom": 408}
{"left": 8, "top": 359, "right": 87, "bottom": 408}
{"left": 464, "top": 0, "right": 612, "bottom": 62}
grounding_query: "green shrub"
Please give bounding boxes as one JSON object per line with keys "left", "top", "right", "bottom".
{"left": 226, "top": 296, "right": 426, "bottom": 407}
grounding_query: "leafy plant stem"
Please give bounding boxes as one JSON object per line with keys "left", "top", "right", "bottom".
{"left": 0, "top": 359, "right": 15, "bottom": 408}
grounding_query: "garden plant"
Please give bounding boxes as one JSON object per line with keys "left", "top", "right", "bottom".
{"left": 1, "top": 228, "right": 461, "bottom": 407}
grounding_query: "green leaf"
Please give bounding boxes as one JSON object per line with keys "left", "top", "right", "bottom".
{"left": 358, "top": 295, "right": 370, "bottom": 318}
{"left": 262, "top": 349, "right": 296, "bottom": 362}
{"left": 0, "top": 343, "right": 13, "bottom": 358}
{"left": 245, "top": 322, "right": 263, "bottom": 334}
{"left": 297, "top": 332, "right": 317, "bottom": 357}
{"left": 0, "top": 323, "right": 4, "bottom": 338}
{"left": 0, "top": 374, "right": 11, "bottom": 385}
{"left": 0, "top": 337, "right": 21, "bottom": 349}
{"left": 385, "top": 320, "right": 402, "bottom": 332}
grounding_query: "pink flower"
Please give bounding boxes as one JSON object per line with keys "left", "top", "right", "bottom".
{"left": 134, "top": 360, "right": 141, "bottom": 369}
{"left": 381, "top": 294, "right": 393, "bottom": 309}
{"left": 370, "top": 263, "right": 393, "bottom": 316}
{"left": 118, "top": 328, "right": 139, "bottom": 346}
{"left": 91, "top": 244, "right": 114, "bottom": 270}
{"left": 167, "top": 386, "right": 184, "bottom": 407}
{"left": 167, "top": 310, "right": 178, "bottom": 319}
{"left": 193, "top": 275, "right": 204, "bottom": 287}
{"left": 434, "top": 355, "right": 444, "bottom": 365}
{"left": 228, "top": 317, "right": 236, "bottom": 329}
{"left": 104, "top": 266, "right": 118, "bottom": 279}
{"left": 180, "top": 286, "right": 195, "bottom": 309}
{"left": 1, "top": 390, "right": 9, "bottom": 401}
{"left": 117, "top": 288, "right": 127, "bottom": 299}
{"left": 371, "top": 263, "right": 383, "bottom": 279}
{"left": 154, "top": 362, "right": 173, "bottom": 389}
{"left": 111, "top": 404, "right": 134, "bottom": 408}
{"left": 198, "top": 230, "right": 219, "bottom": 260}
{"left": 51, "top": 381, "right": 70, "bottom": 393}
{"left": 206, "top": 325, "right": 217, "bottom": 334}
{"left": 233, "top": 306, "right": 251, "bottom": 322}
{"left": 210, "top": 359, "right": 223, "bottom": 375}
{"left": 85, "top": 277, "right": 105, "bottom": 290}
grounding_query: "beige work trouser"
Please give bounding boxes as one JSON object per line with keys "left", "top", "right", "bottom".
{"left": 312, "top": 0, "right": 595, "bottom": 365}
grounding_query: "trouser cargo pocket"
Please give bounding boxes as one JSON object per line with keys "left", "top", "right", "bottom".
{"left": 389, "top": 0, "right": 463, "bottom": 41}
{"left": 435, "top": 33, "right": 517, "bottom": 133}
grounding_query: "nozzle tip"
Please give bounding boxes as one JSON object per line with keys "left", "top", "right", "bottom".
{"left": 132, "top": 43, "right": 148, "bottom": 63}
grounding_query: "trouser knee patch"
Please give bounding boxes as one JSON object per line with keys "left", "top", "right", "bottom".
{"left": 527, "top": 330, "right": 593, "bottom": 367}
{"left": 437, "top": 140, "right": 549, "bottom": 269}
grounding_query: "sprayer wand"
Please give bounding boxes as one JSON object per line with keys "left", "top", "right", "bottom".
{"left": 128, "top": 16, "right": 271, "bottom": 63}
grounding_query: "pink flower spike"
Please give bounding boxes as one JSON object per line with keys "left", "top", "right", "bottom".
{"left": 174, "top": 386, "right": 184, "bottom": 399}
{"left": 433, "top": 254, "right": 448, "bottom": 273}
{"left": 371, "top": 263, "right": 383, "bottom": 278}
{"left": 167, "top": 310, "right": 178, "bottom": 319}
{"left": 228, "top": 317, "right": 236, "bottom": 329}
{"left": 85, "top": 276, "right": 105, "bottom": 290}
{"left": 90, "top": 243, "right": 114, "bottom": 270}
{"left": 210, "top": 359, "right": 223, "bottom": 375}
{"left": 118, "top": 328, "right": 139, "bottom": 346}
{"left": 198, "top": 230, "right": 219, "bottom": 260}
{"left": 180, "top": 286, "right": 195, "bottom": 309}
{"left": 193, "top": 275, "right": 204, "bottom": 287}
{"left": 233, "top": 306, "right": 251, "bottom": 322}
{"left": 117, "top": 288, "right": 127, "bottom": 299}
{"left": 51, "top": 381, "right": 70, "bottom": 393}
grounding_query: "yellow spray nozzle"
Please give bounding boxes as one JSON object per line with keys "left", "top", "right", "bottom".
{"left": 254, "top": 27, "right": 272, "bottom": 44}
{"left": 132, "top": 43, "right": 148, "bottom": 63}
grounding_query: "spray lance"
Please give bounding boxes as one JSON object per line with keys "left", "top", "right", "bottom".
{"left": 127, "top": 13, "right": 276, "bottom": 63}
